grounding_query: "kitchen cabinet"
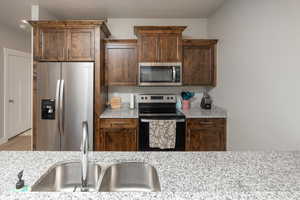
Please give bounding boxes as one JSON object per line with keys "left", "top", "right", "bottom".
{"left": 105, "top": 40, "right": 138, "bottom": 86}
{"left": 67, "top": 29, "right": 95, "bottom": 61}
{"left": 96, "top": 118, "right": 138, "bottom": 151}
{"left": 159, "top": 33, "right": 182, "bottom": 62}
{"left": 138, "top": 34, "right": 159, "bottom": 62}
{"left": 135, "top": 26, "right": 186, "bottom": 63}
{"left": 186, "top": 118, "right": 226, "bottom": 151}
{"left": 38, "top": 28, "right": 94, "bottom": 61}
{"left": 39, "top": 28, "right": 67, "bottom": 61}
{"left": 33, "top": 23, "right": 98, "bottom": 62}
{"left": 183, "top": 39, "right": 218, "bottom": 86}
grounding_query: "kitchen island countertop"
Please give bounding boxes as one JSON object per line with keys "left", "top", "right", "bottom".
{"left": 0, "top": 151, "right": 300, "bottom": 199}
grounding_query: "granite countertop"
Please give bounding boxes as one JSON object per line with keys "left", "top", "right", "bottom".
{"left": 100, "top": 105, "right": 227, "bottom": 119}
{"left": 99, "top": 105, "right": 138, "bottom": 119}
{"left": 1, "top": 151, "right": 300, "bottom": 199}
{"left": 180, "top": 105, "right": 227, "bottom": 118}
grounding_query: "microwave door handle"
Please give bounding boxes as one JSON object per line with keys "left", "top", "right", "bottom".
{"left": 172, "top": 66, "right": 176, "bottom": 82}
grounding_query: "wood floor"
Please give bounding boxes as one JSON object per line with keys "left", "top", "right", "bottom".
{"left": 0, "top": 130, "right": 32, "bottom": 151}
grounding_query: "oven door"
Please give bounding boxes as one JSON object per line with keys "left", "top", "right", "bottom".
{"left": 139, "top": 63, "right": 182, "bottom": 86}
{"left": 139, "top": 117, "right": 185, "bottom": 151}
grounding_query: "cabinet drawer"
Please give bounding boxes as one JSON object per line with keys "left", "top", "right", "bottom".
{"left": 187, "top": 118, "right": 225, "bottom": 129}
{"left": 100, "top": 119, "right": 138, "bottom": 129}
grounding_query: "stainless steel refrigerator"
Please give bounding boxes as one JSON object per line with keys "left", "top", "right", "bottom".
{"left": 36, "top": 62, "right": 93, "bottom": 151}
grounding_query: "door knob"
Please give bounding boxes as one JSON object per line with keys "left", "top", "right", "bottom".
{"left": 9, "top": 99, "right": 14, "bottom": 103}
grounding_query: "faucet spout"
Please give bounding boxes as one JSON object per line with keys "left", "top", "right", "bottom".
{"left": 81, "top": 121, "right": 89, "bottom": 192}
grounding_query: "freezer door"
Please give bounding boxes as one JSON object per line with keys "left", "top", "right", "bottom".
{"left": 36, "top": 62, "right": 61, "bottom": 151}
{"left": 60, "top": 62, "right": 94, "bottom": 151}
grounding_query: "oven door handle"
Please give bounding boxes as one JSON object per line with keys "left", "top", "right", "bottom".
{"left": 140, "top": 119, "right": 185, "bottom": 123}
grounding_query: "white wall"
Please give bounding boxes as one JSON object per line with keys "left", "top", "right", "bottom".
{"left": 33, "top": 5, "right": 58, "bottom": 20}
{"left": 107, "top": 18, "right": 208, "bottom": 39}
{"left": 208, "top": 0, "right": 300, "bottom": 150}
{"left": 0, "top": 24, "right": 31, "bottom": 142}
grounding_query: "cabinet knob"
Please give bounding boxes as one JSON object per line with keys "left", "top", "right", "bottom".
{"left": 9, "top": 99, "right": 14, "bottom": 103}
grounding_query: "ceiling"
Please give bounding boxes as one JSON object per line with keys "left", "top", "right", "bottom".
{"left": 38, "top": 0, "right": 225, "bottom": 19}
{"left": 0, "top": 0, "right": 224, "bottom": 32}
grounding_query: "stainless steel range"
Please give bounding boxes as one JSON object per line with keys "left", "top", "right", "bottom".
{"left": 138, "top": 94, "right": 186, "bottom": 151}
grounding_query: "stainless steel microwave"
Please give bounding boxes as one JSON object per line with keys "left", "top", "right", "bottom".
{"left": 138, "top": 62, "right": 182, "bottom": 86}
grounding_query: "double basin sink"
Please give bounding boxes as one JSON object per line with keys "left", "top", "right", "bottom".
{"left": 31, "top": 161, "right": 161, "bottom": 192}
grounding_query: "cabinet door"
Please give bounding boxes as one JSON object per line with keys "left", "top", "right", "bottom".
{"left": 159, "top": 34, "right": 181, "bottom": 62}
{"left": 99, "top": 128, "right": 137, "bottom": 151}
{"left": 39, "top": 28, "right": 67, "bottom": 61}
{"left": 105, "top": 41, "right": 137, "bottom": 86}
{"left": 138, "top": 34, "right": 159, "bottom": 62}
{"left": 186, "top": 128, "right": 225, "bottom": 151}
{"left": 67, "top": 29, "right": 95, "bottom": 61}
{"left": 183, "top": 42, "right": 216, "bottom": 86}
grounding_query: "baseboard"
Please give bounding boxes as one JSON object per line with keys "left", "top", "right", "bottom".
{"left": 0, "top": 136, "right": 8, "bottom": 146}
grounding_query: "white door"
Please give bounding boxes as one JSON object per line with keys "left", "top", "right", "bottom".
{"left": 4, "top": 48, "right": 31, "bottom": 139}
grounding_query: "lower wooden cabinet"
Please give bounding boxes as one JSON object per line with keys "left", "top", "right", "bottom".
{"left": 186, "top": 118, "right": 226, "bottom": 151}
{"left": 95, "top": 117, "right": 226, "bottom": 151}
{"left": 95, "top": 118, "right": 138, "bottom": 151}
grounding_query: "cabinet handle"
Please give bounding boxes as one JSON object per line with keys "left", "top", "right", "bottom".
{"left": 186, "top": 129, "right": 191, "bottom": 151}
{"left": 157, "top": 38, "right": 160, "bottom": 62}
{"left": 199, "top": 121, "right": 214, "bottom": 125}
{"left": 111, "top": 122, "right": 129, "bottom": 126}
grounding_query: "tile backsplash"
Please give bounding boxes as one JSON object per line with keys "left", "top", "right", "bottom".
{"left": 108, "top": 86, "right": 213, "bottom": 108}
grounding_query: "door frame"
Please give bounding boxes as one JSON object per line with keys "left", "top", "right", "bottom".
{"left": 3, "top": 48, "right": 31, "bottom": 144}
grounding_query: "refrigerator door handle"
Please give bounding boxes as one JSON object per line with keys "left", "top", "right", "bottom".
{"left": 55, "top": 80, "right": 61, "bottom": 134}
{"left": 59, "top": 80, "right": 65, "bottom": 135}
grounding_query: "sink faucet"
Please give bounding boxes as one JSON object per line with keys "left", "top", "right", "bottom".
{"left": 81, "top": 121, "right": 89, "bottom": 192}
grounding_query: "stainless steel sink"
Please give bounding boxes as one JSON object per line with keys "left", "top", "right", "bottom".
{"left": 31, "top": 161, "right": 101, "bottom": 192}
{"left": 31, "top": 161, "right": 161, "bottom": 192}
{"left": 98, "top": 162, "right": 161, "bottom": 192}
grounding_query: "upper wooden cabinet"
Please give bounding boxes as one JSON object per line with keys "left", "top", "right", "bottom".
{"left": 39, "top": 28, "right": 67, "bottom": 61}
{"left": 105, "top": 40, "right": 138, "bottom": 86}
{"left": 159, "top": 33, "right": 182, "bottom": 62}
{"left": 138, "top": 34, "right": 159, "bottom": 62}
{"left": 183, "top": 39, "right": 218, "bottom": 86}
{"left": 38, "top": 28, "right": 94, "bottom": 61}
{"left": 67, "top": 29, "right": 95, "bottom": 61}
{"left": 30, "top": 20, "right": 110, "bottom": 62}
{"left": 135, "top": 26, "right": 186, "bottom": 63}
